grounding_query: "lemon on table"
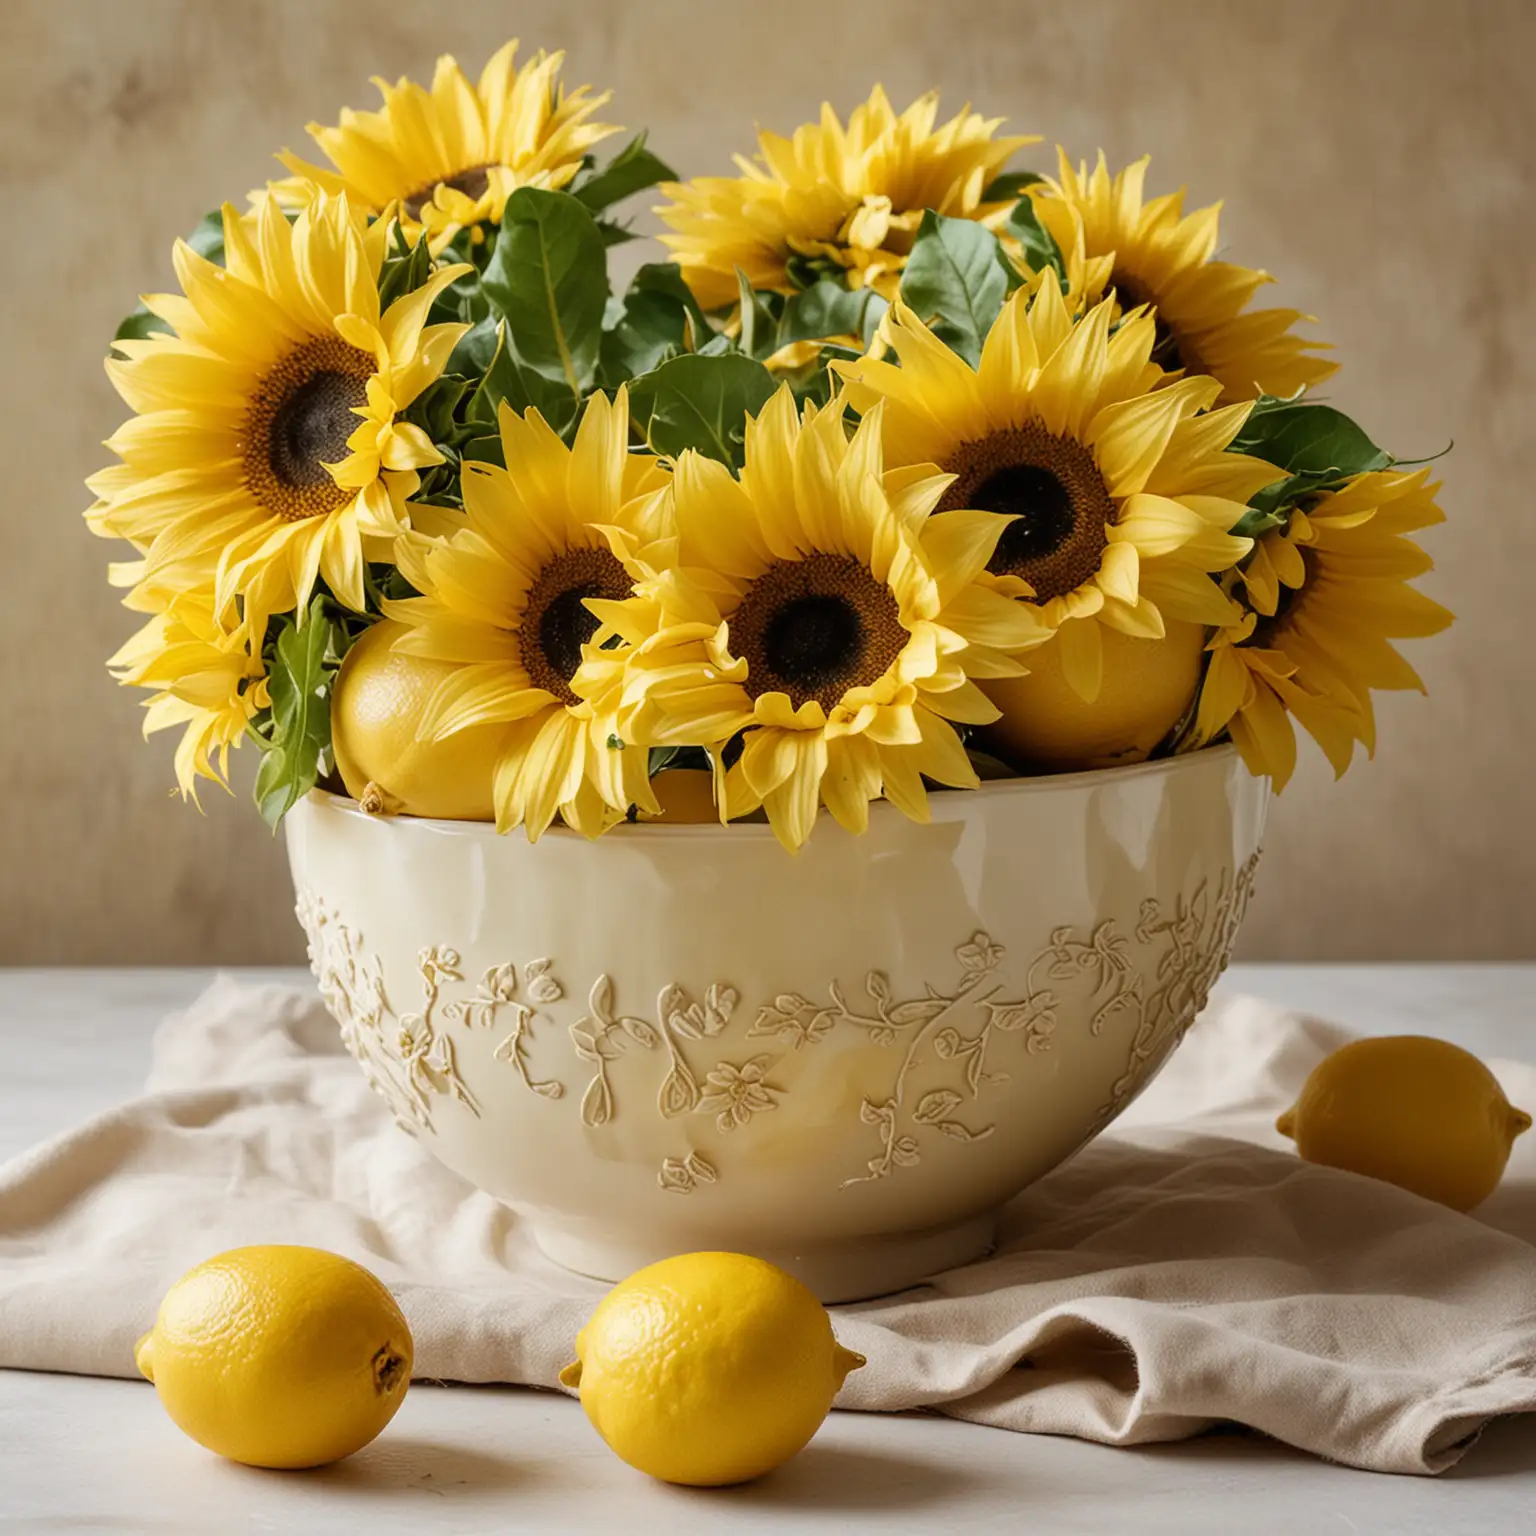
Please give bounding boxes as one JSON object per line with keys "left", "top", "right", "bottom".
{"left": 1277, "top": 1035, "right": 1532, "bottom": 1211}
{"left": 560, "top": 1251, "right": 865, "bottom": 1486}
{"left": 331, "top": 619, "right": 502, "bottom": 820}
{"left": 135, "top": 1245, "right": 413, "bottom": 1469}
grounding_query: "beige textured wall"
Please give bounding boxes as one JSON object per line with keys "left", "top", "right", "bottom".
{"left": 1, "top": 0, "right": 1531, "bottom": 964}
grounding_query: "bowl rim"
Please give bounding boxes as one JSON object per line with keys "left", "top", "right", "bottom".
{"left": 302, "top": 742, "right": 1250, "bottom": 843}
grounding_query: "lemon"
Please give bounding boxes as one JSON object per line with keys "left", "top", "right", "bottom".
{"left": 560, "top": 1251, "right": 865, "bottom": 1485}
{"left": 980, "top": 619, "right": 1204, "bottom": 771}
{"left": 1278, "top": 1036, "right": 1532, "bottom": 1211}
{"left": 135, "top": 1245, "right": 413, "bottom": 1469}
{"left": 331, "top": 619, "right": 501, "bottom": 820}
{"left": 638, "top": 768, "right": 719, "bottom": 824}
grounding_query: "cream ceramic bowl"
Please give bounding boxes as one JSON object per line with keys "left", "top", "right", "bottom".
{"left": 286, "top": 745, "right": 1267, "bottom": 1302}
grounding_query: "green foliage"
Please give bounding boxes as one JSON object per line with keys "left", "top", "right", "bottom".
{"left": 1001, "top": 196, "right": 1067, "bottom": 284}
{"left": 599, "top": 263, "right": 725, "bottom": 387}
{"left": 1231, "top": 397, "right": 1393, "bottom": 526}
{"left": 647, "top": 745, "right": 713, "bottom": 775}
{"left": 251, "top": 597, "right": 349, "bottom": 831}
{"left": 378, "top": 225, "right": 434, "bottom": 311}
{"left": 183, "top": 209, "right": 227, "bottom": 267}
{"left": 467, "top": 317, "right": 581, "bottom": 437}
{"left": 899, "top": 212, "right": 1015, "bottom": 368}
{"left": 981, "top": 171, "right": 1045, "bottom": 203}
{"left": 480, "top": 188, "right": 610, "bottom": 406}
{"left": 627, "top": 352, "right": 778, "bottom": 467}
{"left": 572, "top": 133, "right": 677, "bottom": 213}
{"left": 733, "top": 275, "right": 886, "bottom": 366}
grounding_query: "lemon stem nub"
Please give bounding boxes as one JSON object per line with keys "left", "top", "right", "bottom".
{"left": 1511, "top": 1107, "right": 1533, "bottom": 1140}
{"left": 1275, "top": 1108, "right": 1297, "bottom": 1140}
{"left": 372, "top": 1343, "right": 407, "bottom": 1396}
{"left": 559, "top": 1359, "right": 583, "bottom": 1390}
{"left": 833, "top": 1344, "right": 866, "bottom": 1388}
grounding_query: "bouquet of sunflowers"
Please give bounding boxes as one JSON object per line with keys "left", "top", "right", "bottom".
{"left": 88, "top": 39, "right": 1451, "bottom": 854}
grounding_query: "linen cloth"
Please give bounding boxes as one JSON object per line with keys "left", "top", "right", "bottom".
{"left": 2, "top": 977, "right": 1535, "bottom": 1475}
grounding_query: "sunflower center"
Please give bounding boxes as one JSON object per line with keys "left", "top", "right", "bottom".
{"left": 1113, "top": 272, "right": 1199, "bottom": 375}
{"left": 404, "top": 164, "right": 494, "bottom": 220}
{"left": 937, "top": 424, "right": 1117, "bottom": 604}
{"left": 242, "top": 336, "right": 374, "bottom": 523}
{"left": 520, "top": 547, "right": 633, "bottom": 707}
{"left": 730, "top": 554, "right": 907, "bottom": 710}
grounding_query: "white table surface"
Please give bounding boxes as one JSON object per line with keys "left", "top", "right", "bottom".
{"left": 2, "top": 964, "right": 1534, "bottom": 1534}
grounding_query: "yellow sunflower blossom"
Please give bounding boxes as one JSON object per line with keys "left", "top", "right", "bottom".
{"left": 1030, "top": 150, "right": 1337, "bottom": 403}
{"left": 383, "top": 389, "right": 670, "bottom": 840}
{"left": 87, "top": 194, "right": 470, "bottom": 635}
{"left": 1192, "top": 468, "right": 1453, "bottom": 789}
{"left": 835, "top": 277, "right": 1282, "bottom": 701}
{"left": 616, "top": 387, "right": 1046, "bottom": 853}
{"left": 657, "top": 86, "right": 1036, "bottom": 311}
{"left": 108, "top": 594, "right": 269, "bottom": 802}
{"left": 266, "top": 41, "right": 618, "bottom": 251}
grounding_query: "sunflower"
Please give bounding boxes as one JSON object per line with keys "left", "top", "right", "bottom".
{"left": 1192, "top": 468, "right": 1452, "bottom": 789}
{"left": 108, "top": 594, "right": 269, "bottom": 802}
{"left": 267, "top": 41, "right": 618, "bottom": 250}
{"left": 616, "top": 387, "right": 1045, "bottom": 852}
{"left": 656, "top": 86, "right": 1036, "bottom": 311}
{"left": 1029, "top": 150, "right": 1336, "bottom": 403}
{"left": 383, "top": 389, "right": 670, "bottom": 840}
{"left": 87, "top": 194, "right": 470, "bottom": 635}
{"left": 835, "top": 277, "right": 1282, "bottom": 701}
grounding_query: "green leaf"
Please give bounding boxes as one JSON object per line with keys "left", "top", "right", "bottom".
{"left": 460, "top": 433, "right": 507, "bottom": 467}
{"left": 899, "top": 211, "right": 1013, "bottom": 368}
{"left": 1231, "top": 397, "right": 1392, "bottom": 482}
{"left": 253, "top": 597, "right": 344, "bottom": 830}
{"left": 627, "top": 353, "right": 778, "bottom": 467}
{"left": 378, "top": 227, "right": 433, "bottom": 311}
{"left": 981, "top": 171, "right": 1045, "bottom": 203}
{"left": 1230, "top": 505, "right": 1291, "bottom": 540}
{"left": 596, "top": 220, "right": 639, "bottom": 247}
{"left": 737, "top": 267, "right": 778, "bottom": 360}
{"left": 466, "top": 320, "right": 578, "bottom": 436}
{"left": 112, "top": 309, "right": 171, "bottom": 345}
{"left": 403, "top": 375, "right": 473, "bottom": 443}
{"left": 774, "top": 280, "right": 886, "bottom": 354}
{"left": 648, "top": 745, "right": 713, "bottom": 775}
{"left": 480, "top": 188, "right": 609, "bottom": 399}
{"left": 1002, "top": 196, "right": 1066, "bottom": 282}
{"left": 573, "top": 132, "right": 678, "bottom": 213}
{"left": 630, "top": 263, "right": 714, "bottom": 346}
{"left": 184, "top": 209, "right": 226, "bottom": 267}
{"left": 599, "top": 291, "right": 686, "bottom": 387}
{"left": 449, "top": 316, "right": 501, "bottom": 375}
{"left": 785, "top": 250, "right": 848, "bottom": 292}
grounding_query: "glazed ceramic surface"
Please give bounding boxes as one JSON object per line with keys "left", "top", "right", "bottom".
{"left": 287, "top": 745, "right": 1268, "bottom": 1301}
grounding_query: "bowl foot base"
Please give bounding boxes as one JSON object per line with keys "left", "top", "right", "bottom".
{"left": 529, "top": 1210, "right": 999, "bottom": 1304}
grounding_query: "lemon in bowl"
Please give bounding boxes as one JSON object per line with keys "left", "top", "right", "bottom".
{"left": 136, "top": 1245, "right": 413, "bottom": 1468}
{"left": 1278, "top": 1035, "right": 1531, "bottom": 1211}
{"left": 561, "top": 1251, "right": 865, "bottom": 1485}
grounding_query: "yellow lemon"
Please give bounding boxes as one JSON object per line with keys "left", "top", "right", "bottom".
{"left": 560, "top": 1251, "right": 865, "bottom": 1485}
{"left": 331, "top": 620, "right": 501, "bottom": 820}
{"left": 638, "top": 768, "right": 719, "bottom": 824}
{"left": 135, "top": 1245, "right": 413, "bottom": 1469}
{"left": 980, "top": 619, "right": 1205, "bottom": 771}
{"left": 1278, "top": 1036, "right": 1532, "bottom": 1211}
